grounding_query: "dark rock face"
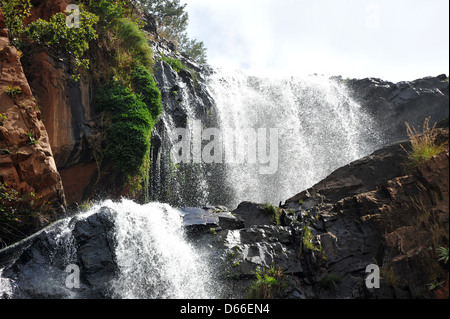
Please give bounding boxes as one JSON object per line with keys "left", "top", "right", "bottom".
{"left": 278, "top": 124, "right": 449, "bottom": 299}
{"left": 344, "top": 75, "right": 449, "bottom": 144}
{"left": 72, "top": 208, "right": 118, "bottom": 297}
{"left": 0, "top": 207, "right": 117, "bottom": 299}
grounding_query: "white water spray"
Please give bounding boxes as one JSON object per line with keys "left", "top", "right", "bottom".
{"left": 103, "top": 200, "right": 219, "bottom": 299}
{"left": 207, "top": 70, "right": 383, "bottom": 207}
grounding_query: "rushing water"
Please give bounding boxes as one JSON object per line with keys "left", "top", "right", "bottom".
{"left": 107, "top": 200, "right": 220, "bottom": 299}
{"left": 157, "top": 69, "right": 383, "bottom": 208}
{"left": 0, "top": 68, "right": 384, "bottom": 299}
{"left": 0, "top": 200, "right": 221, "bottom": 299}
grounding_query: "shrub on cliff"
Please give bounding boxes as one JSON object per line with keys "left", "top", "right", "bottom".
{"left": 131, "top": 65, "right": 163, "bottom": 119}
{"left": 24, "top": 4, "right": 99, "bottom": 80}
{"left": 95, "top": 82, "right": 154, "bottom": 176}
{"left": 0, "top": 0, "right": 31, "bottom": 47}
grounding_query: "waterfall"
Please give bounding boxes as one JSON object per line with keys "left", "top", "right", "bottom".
{"left": 204, "top": 70, "right": 383, "bottom": 208}
{"left": 0, "top": 200, "right": 221, "bottom": 299}
{"left": 1, "top": 68, "right": 384, "bottom": 299}
{"left": 106, "top": 200, "right": 219, "bottom": 299}
{"left": 153, "top": 67, "right": 383, "bottom": 209}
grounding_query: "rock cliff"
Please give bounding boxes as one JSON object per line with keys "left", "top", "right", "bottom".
{"left": 10, "top": 1, "right": 449, "bottom": 207}
{"left": 343, "top": 75, "right": 449, "bottom": 144}
{"left": 0, "top": 7, "right": 65, "bottom": 246}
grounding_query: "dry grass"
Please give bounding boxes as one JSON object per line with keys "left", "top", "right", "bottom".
{"left": 402, "top": 117, "right": 448, "bottom": 172}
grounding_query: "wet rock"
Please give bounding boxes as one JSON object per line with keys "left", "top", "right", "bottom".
{"left": 72, "top": 207, "right": 118, "bottom": 297}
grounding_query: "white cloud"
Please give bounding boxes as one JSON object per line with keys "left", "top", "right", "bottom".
{"left": 183, "top": 0, "right": 449, "bottom": 82}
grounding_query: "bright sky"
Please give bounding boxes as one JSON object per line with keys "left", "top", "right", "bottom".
{"left": 183, "top": 0, "right": 450, "bottom": 82}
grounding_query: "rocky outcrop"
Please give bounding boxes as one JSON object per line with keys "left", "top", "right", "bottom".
{"left": 21, "top": 0, "right": 94, "bottom": 204}
{"left": 280, "top": 122, "right": 449, "bottom": 299}
{"left": 0, "top": 121, "right": 448, "bottom": 298}
{"left": 0, "top": 7, "right": 66, "bottom": 245}
{"left": 343, "top": 75, "right": 449, "bottom": 144}
{"left": 0, "top": 206, "right": 117, "bottom": 299}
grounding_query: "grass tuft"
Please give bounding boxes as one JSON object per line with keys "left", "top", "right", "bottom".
{"left": 402, "top": 117, "right": 448, "bottom": 172}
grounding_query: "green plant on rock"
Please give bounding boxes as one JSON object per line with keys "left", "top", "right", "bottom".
{"left": 3, "top": 85, "right": 22, "bottom": 99}
{"left": 0, "top": 182, "right": 40, "bottom": 247}
{"left": 96, "top": 82, "right": 154, "bottom": 176}
{"left": 0, "top": 0, "right": 31, "bottom": 47}
{"left": 247, "top": 265, "right": 286, "bottom": 299}
{"left": 131, "top": 65, "right": 163, "bottom": 120}
{"left": 303, "top": 223, "right": 320, "bottom": 252}
{"left": 0, "top": 114, "right": 7, "bottom": 126}
{"left": 402, "top": 117, "right": 448, "bottom": 172}
{"left": 116, "top": 18, "right": 154, "bottom": 70}
{"left": 438, "top": 247, "right": 449, "bottom": 264}
{"left": 160, "top": 54, "right": 185, "bottom": 73}
{"left": 24, "top": 4, "right": 99, "bottom": 75}
{"left": 262, "top": 203, "right": 281, "bottom": 226}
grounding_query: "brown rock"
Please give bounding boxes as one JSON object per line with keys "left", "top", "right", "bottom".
{"left": 0, "top": 7, "right": 66, "bottom": 245}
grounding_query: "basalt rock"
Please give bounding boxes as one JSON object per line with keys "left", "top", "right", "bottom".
{"left": 344, "top": 75, "right": 449, "bottom": 144}
{"left": 280, "top": 122, "right": 449, "bottom": 299}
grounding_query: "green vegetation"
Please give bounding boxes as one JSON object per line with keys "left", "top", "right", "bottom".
{"left": 0, "top": 113, "right": 7, "bottom": 125}
{"left": 247, "top": 265, "right": 286, "bottom": 299}
{"left": 0, "top": 182, "right": 46, "bottom": 248}
{"left": 95, "top": 81, "right": 154, "bottom": 176}
{"left": 116, "top": 18, "right": 154, "bottom": 70}
{"left": 24, "top": 130, "right": 39, "bottom": 145}
{"left": 438, "top": 247, "right": 449, "bottom": 264}
{"left": 262, "top": 203, "right": 282, "bottom": 226}
{"left": 160, "top": 54, "right": 186, "bottom": 73}
{"left": 24, "top": 4, "right": 99, "bottom": 75}
{"left": 402, "top": 117, "right": 448, "bottom": 172}
{"left": 303, "top": 224, "right": 321, "bottom": 252}
{"left": 131, "top": 65, "right": 163, "bottom": 119}
{"left": 3, "top": 85, "right": 22, "bottom": 99}
{"left": 0, "top": 0, "right": 31, "bottom": 47}
{"left": 81, "top": 0, "right": 162, "bottom": 200}
{"left": 136, "top": 0, "right": 207, "bottom": 64}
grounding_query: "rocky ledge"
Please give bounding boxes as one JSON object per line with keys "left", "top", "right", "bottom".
{"left": 1, "top": 119, "right": 448, "bottom": 299}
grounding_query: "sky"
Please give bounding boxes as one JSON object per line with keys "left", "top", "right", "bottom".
{"left": 182, "top": 0, "right": 449, "bottom": 82}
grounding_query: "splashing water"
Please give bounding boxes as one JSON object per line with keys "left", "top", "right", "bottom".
{"left": 0, "top": 200, "right": 221, "bottom": 299}
{"left": 97, "top": 200, "right": 220, "bottom": 299}
{"left": 206, "top": 70, "right": 383, "bottom": 207}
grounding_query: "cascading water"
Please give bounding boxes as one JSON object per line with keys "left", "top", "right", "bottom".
{"left": 0, "top": 200, "right": 221, "bottom": 299}
{"left": 204, "top": 69, "right": 383, "bottom": 208}
{"left": 1, "top": 66, "right": 384, "bottom": 299}
{"left": 153, "top": 67, "right": 383, "bottom": 209}
{"left": 107, "top": 200, "right": 220, "bottom": 299}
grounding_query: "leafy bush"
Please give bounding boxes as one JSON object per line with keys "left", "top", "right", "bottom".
{"left": 137, "top": 0, "right": 207, "bottom": 64}
{"left": 3, "top": 85, "right": 22, "bottom": 99}
{"left": 82, "top": 0, "right": 131, "bottom": 28}
{"left": 0, "top": 182, "right": 41, "bottom": 247}
{"left": 402, "top": 117, "right": 448, "bottom": 171}
{"left": 24, "top": 5, "right": 99, "bottom": 71}
{"left": 0, "top": 0, "right": 31, "bottom": 47}
{"left": 117, "top": 18, "right": 154, "bottom": 70}
{"left": 95, "top": 82, "right": 154, "bottom": 176}
{"left": 131, "top": 65, "right": 163, "bottom": 119}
